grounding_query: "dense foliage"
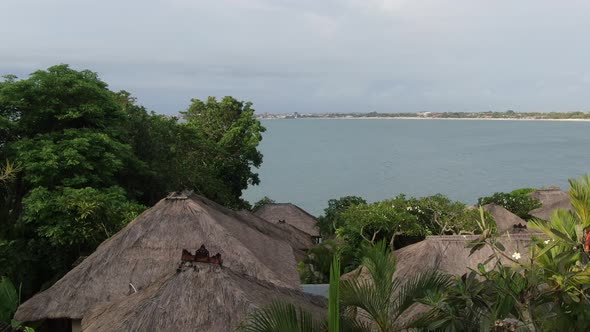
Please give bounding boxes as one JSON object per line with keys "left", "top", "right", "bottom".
{"left": 301, "top": 194, "right": 484, "bottom": 284}
{"left": 317, "top": 196, "right": 367, "bottom": 237}
{"left": 0, "top": 65, "right": 265, "bottom": 304}
{"left": 477, "top": 188, "right": 541, "bottom": 219}
{"left": 421, "top": 176, "right": 590, "bottom": 330}
{"left": 242, "top": 176, "right": 590, "bottom": 332}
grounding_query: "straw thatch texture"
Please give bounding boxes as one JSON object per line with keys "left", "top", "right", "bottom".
{"left": 529, "top": 188, "right": 571, "bottom": 221}
{"left": 395, "top": 235, "right": 533, "bottom": 279}
{"left": 484, "top": 203, "right": 532, "bottom": 234}
{"left": 237, "top": 210, "right": 314, "bottom": 261}
{"left": 343, "top": 235, "right": 535, "bottom": 283}
{"left": 15, "top": 194, "right": 300, "bottom": 322}
{"left": 254, "top": 203, "right": 320, "bottom": 237}
{"left": 82, "top": 263, "right": 326, "bottom": 332}
{"left": 341, "top": 235, "right": 538, "bottom": 326}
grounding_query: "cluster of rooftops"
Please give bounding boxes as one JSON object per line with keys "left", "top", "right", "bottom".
{"left": 14, "top": 188, "right": 569, "bottom": 331}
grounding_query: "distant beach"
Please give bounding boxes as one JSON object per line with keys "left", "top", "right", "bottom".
{"left": 328, "top": 117, "right": 590, "bottom": 122}
{"left": 260, "top": 116, "right": 590, "bottom": 122}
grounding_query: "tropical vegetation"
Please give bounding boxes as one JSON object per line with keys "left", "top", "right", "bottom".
{"left": 243, "top": 175, "right": 590, "bottom": 331}
{"left": 0, "top": 65, "right": 265, "bottom": 318}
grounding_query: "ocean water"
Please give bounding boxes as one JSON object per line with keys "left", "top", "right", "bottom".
{"left": 244, "top": 119, "right": 590, "bottom": 216}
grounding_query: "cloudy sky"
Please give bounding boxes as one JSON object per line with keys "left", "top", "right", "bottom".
{"left": 2, "top": 0, "right": 589, "bottom": 114}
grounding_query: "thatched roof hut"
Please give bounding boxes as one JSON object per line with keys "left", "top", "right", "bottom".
{"left": 82, "top": 262, "right": 326, "bottom": 332}
{"left": 341, "top": 234, "right": 537, "bottom": 327}
{"left": 483, "top": 203, "right": 532, "bottom": 234}
{"left": 254, "top": 203, "right": 320, "bottom": 238}
{"left": 15, "top": 193, "right": 301, "bottom": 323}
{"left": 343, "top": 234, "right": 535, "bottom": 283}
{"left": 394, "top": 235, "right": 534, "bottom": 279}
{"left": 528, "top": 188, "right": 571, "bottom": 221}
{"left": 237, "top": 210, "right": 314, "bottom": 261}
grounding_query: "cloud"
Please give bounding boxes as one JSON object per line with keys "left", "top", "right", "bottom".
{"left": 1, "top": 0, "right": 590, "bottom": 114}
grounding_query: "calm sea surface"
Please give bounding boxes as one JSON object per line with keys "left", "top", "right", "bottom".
{"left": 244, "top": 119, "right": 590, "bottom": 216}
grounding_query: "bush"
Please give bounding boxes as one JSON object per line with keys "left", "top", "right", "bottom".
{"left": 477, "top": 189, "right": 541, "bottom": 219}
{"left": 317, "top": 196, "right": 367, "bottom": 237}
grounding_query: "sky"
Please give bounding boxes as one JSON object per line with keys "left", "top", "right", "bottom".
{"left": 2, "top": 0, "right": 590, "bottom": 115}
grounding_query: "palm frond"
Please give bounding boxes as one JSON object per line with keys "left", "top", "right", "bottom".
{"left": 392, "top": 270, "right": 454, "bottom": 322}
{"left": 568, "top": 175, "right": 590, "bottom": 228}
{"left": 239, "top": 301, "right": 324, "bottom": 332}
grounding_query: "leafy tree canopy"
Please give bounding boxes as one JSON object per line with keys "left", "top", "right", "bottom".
{"left": 0, "top": 65, "right": 266, "bottom": 304}
{"left": 183, "top": 96, "right": 266, "bottom": 208}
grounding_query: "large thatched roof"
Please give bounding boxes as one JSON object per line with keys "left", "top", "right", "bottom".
{"left": 484, "top": 203, "right": 532, "bottom": 234}
{"left": 15, "top": 193, "right": 301, "bottom": 322}
{"left": 82, "top": 262, "right": 326, "bottom": 332}
{"left": 237, "top": 210, "right": 314, "bottom": 261}
{"left": 529, "top": 188, "right": 572, "bottom": 221}
{"left": 254, "top": 203, "right": 320, "bottom": 237}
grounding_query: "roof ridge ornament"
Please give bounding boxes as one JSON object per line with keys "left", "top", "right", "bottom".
{"left": 180, "top": 245, "right": 223, "bottom": 266}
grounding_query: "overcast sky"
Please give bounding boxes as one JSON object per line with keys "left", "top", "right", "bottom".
{"left": 2, "top": 0, "right": 590, "bottom": 114}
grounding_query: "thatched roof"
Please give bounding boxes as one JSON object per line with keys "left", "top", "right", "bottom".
{"left": 483, "top": 203, "right": 532, "bottom": 234}
{"left": 341, "top": 235, "right": 537, "bottom": 327}
{"left": 343, "top": 234, "right": 535, "bottom": 283}
{"left": 82, "top": 262, "right": 326, "bottom": 332}
{"left": 529, "top": 188, "right": 572, "bottom": 221}
{"left": 237, "top": 210, "right": 314, "bottom": 261}
{"left": 15, "top": 193, "right": 301, "bottom": 322}
{"left": 254, "top": 203, "right": 320, "bottom": 237}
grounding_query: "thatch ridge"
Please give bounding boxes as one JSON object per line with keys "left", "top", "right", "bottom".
{"left": 529, "top": 188, "right": 572, "bottom": 221}
{"left": 15, "top": 194, "right": 300, "bottom": 322}
{"left": 254, "top": 203, "right": 320, "bottom": 237}
{"left": 237, "top": 210, "right": 314, "bottom": 261}
{"left": 483, "top": 203, "right": 533, "bottom": 234}
{"left": 82, "top": 263, "right": 326, "bottom": 332}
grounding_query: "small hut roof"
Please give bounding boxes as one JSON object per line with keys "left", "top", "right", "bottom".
{"left": 254, "top": 203, "right": 320, "bottom": 237}
{"left": 529, "top": 188, "right": 572, "bottom": 221}
{"left": 483, "top": 203, "right": 532, "bottom": 234}
{"left": 82, "top": 263, "right": 326, "bottom": 332}
{"left": 341, "top": 235, "right": 537, "bottom": 327}
{"left": 237, "top": 210, "right": 314, "bottom": 261}
{"left": 343, "top": 234, "right": 536, "bottom": 283}
{"left": 15, "top": 193, "right": 300, "bottom": 322}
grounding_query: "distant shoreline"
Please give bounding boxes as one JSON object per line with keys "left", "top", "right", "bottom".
{"left": 259, "top": 116, "right": 590, "bottom": 122}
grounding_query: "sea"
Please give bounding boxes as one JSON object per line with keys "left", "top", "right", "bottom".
{"left": 244, "top": 119, "right": 590, "bottom": 216}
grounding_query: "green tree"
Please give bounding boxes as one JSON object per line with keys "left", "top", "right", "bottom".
{"left": 116, "top": 92, "right": 230, "bottom": 206}
{"left": 182, "top": 96, "right": 266, "bottom": 208}
{"left": 252, "top": 196, "right": 276, "bottom": 211}
{"left": 0, "top": 65, "right": 146, "bottom": 298}
{"left": 335, "top": 196, "right": 423, "bottom": 252}
{"left": 0, "top": 65, "right": 268, "bottom": 302}
{"left": 318, "top": 196, "right": 367, "bottom": 237}
{"left": 413, "top": 194, "right": 481, "bottom": 235}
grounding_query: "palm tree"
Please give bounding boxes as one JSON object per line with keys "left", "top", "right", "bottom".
{"left": 340, "top": 241, "right": 453, "bottom": 332}
{"left": 240, "top": 241, "right": 453, "bottom": 332}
